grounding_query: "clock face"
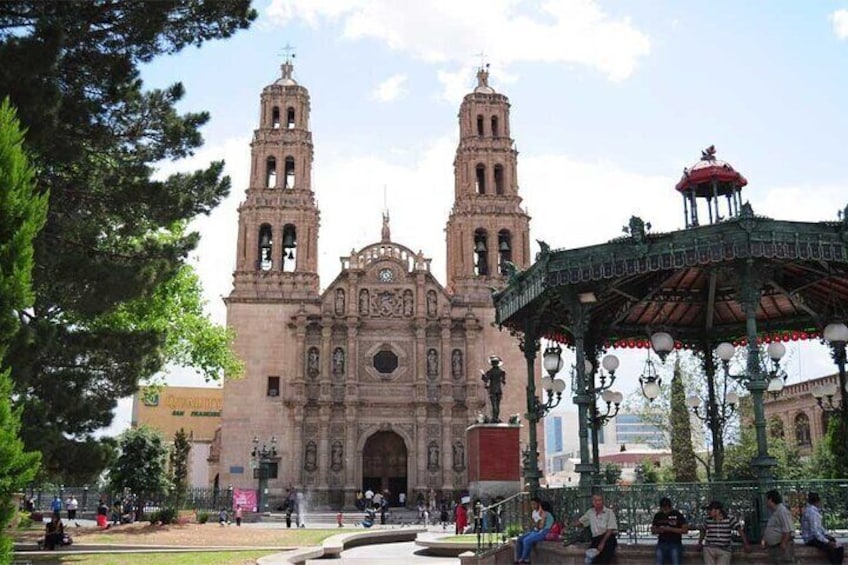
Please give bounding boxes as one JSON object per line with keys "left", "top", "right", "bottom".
{"left": 378, "top": 268, "right": 394, "bottom": 282}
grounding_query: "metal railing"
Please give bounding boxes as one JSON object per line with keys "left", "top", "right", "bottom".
{"left": 21, "top": 485, "right": 228, "bottom": 514}
{"left": 470, "top": 479, "right": 848, "bottom": 555}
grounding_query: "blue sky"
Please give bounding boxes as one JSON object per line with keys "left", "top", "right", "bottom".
{"left": 106, "top": 1, "right": 848, "bottom": 432}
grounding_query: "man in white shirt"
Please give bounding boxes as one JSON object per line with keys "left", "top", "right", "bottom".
{"left": 762, "top": 490, "right": 794, "bottom": 564}
{"left": 575, "top": 493, "right": 618, "bottom": 564}
{"left": 801, "top": 492, "right": 844, "bottom": 564}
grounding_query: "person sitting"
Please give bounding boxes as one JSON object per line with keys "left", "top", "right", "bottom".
{"left": 218, "top": 508, "right": 229, "bottom": 526}
{"left": 651, "top": 497, "right": 688, "bottom": 565}
{"left": 801, "top": 492, "right": 844, "bottom": 564}
{"left": 514, "top": 496, "right": 554, "bottom": 564}
{"left": 43, "top": 516, "right": 65, "bottom": 550}
{"left": 575, "top": 493, "right": 618, "bottom": 564}
{"left": 697, "top": 500, "right": 750, "bottom": 564}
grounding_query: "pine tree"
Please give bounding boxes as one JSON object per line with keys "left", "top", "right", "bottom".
{"left": 0, "top": 1, "right": 255, "bottom": 478}
{"left": 109, "top": 426, "right": 170, "bottom": 515}
{"left": 169, "top": 428, "right": 191, "bottom": 510}
{"left": 0, "top": 97, "right": 44, "bottom": 563}
{"left": 670, "top": 358, "right": 698, "bottom": 482}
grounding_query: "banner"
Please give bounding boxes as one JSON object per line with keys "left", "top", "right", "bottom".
{"left": 233, "top": 488, "right": 257, "bottom": 512}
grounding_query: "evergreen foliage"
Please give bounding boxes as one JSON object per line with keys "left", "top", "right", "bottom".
{"left": 669, "top": 358, "right": 698, "bottom": 482}
{"left": 0, "top": 98, "right": 44, "bottom": 563}
{"left": 0, "top": 1, "right": 255, "bottom": 479}
{"left": 169, "top": 428, "right": 191, "bottom": 510}
{"left": 821, "top": 416, "right": 848, "bottom": 479}
{"left": 109, "top": 426, "right": 170, "bottom": 508}
{"left": 601, "top": 463, "right": 622, "bottom": 485}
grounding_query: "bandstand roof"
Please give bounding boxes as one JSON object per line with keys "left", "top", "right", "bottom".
{"left": 494, "top": 208, "right": 848, "bottom": 349}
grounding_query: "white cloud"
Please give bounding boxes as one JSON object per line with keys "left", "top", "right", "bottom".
{"left": 372, "top": 73, "right": 408, "bottom": 102}
{"left": 267, "top": 0, "right": 651, "bottom": 92}
{"left": 830, "top": 9, "right": 848, "bottom": 40}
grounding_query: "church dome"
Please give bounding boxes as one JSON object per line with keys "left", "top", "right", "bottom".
{"left": 675, "top": 145, "right": 747, "bottom": 197}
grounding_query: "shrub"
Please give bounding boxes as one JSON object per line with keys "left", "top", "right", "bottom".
{"left": 16, "top": 512, "right": 33, "bottom": 529}
{"left": 197, "top": 511, "right": 210, "bottom": 524}
{"left": 150, "top": 507, "right": 178, "bottom": 525}
{"left": 505, "top": 524, "right": 522, "bottom": 538}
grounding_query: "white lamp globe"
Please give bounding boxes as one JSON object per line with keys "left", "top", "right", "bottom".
{"left": 766, "top": 342, "right": 786, "bottom": 362}
{"left": 601, "top": 354, "right": 620, "bottom": 373}
{"left": 584, "top": 360, "right": 594, "bottom": 374}
{"left": 540, "top": 376, "right": 553, "bottom": 391}
{"left": 824, "top": 323, "right": 848, "bottom": 344}
{"left": 553, "top": 378, "right": 566, "bottom": 394}
{"left": 650, "top": 331, "right": 674, "bottom": 354}
{"left": 686, "top": 395, "right": 701, "bottom": 409}
{"left": 725, "top": 392, "right": 739, "bottom": 406}
{"left": 601, "top": 389, "right": 615, "bottom": 403}
{"left": 543, "top": 347, "right": 563, "bottom": 374}
{"left": 716, "top": 342, "right": 736, "bottom": 362}
{"left": 767, "top": 377, "right": 784, "bottom": 394}
{"left": 643, "top": 380, "right": 661, "bottom": 400}
{"left": 612, "top": 391, "right": 624, "bottom": 405}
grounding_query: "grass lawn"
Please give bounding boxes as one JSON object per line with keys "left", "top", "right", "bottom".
{"left": 13, "top": 523, "right": 337, "bottom": 547}
{"left": 22, "top": 550, "right": 276, "bottom": 565}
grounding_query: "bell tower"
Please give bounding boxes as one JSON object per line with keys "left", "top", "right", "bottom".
{"left": 445, "top": 65, "right": 531, "bottom": 301}
{"left": 230, "top": 55, "right": 320, "bottom": 300}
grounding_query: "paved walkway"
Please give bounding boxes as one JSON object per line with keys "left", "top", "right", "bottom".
{"left": 307, "top": 540, "right": 460, "bottom": 564}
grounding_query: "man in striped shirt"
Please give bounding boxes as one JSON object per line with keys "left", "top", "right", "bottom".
{"left": 697, "top": 500, "right": 750, "bottom": 565}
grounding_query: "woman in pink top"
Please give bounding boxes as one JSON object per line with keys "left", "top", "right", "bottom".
{"left": 234, "top": 505, "right": 243, "bottom": 527}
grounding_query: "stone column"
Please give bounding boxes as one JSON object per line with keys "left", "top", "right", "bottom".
{"left": 415, "top": 406, "right": 427, "bottom": 492}
{"left": 318, "top": 406, "right": 330, "bottom": 494}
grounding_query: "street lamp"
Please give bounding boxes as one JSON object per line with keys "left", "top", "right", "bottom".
{"left": 764, "top": 342, "right": 788, "bottom": 397}
{"left": 687, "top": 392, "right": 739, "bottom": 423}
{"left": 822, "top": 322, "right": 848, "bottom": 417}
{"left": 251, "top": 436, "right": 277, "bottom": 513}
{"left": 639, "top": 353, "right": 662, "bottom": 402}
{"left": 594, "top": 389, "right": 624, "bottom": 426}
{"left": 650, "top": 331, "right": 675, "bottom": 363}
{"left": 522, "top": 343, "right": 567, "bottom": 492}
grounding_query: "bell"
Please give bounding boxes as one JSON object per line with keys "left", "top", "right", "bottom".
{"left": 282, "top": 231, "right": 295, "bottom": 248}
{"left": 287, "top": 250, "right": 294, "bottom": 260}
{"left": 499, "top": 240, "right": 510, "bottom": 252}
{"left": 260, "top": 232, "right": 271, "bottom": 247}
{"left": 475, "top": 240, "right": 486, "bottom": 253}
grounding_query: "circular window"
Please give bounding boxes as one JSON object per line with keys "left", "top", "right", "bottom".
{"left": 373, "top": 350, "right": 399, "bottom": 374}
{"left": 378, "top": 268, "right": 394, "bottom": 282}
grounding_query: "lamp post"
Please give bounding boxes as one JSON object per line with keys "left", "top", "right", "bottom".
{"left": 812, "top": 323, "right": 848, "bottom": 458}
{"left": 585, "top": 354, "right": 620, "bottom": 479}
{"left": 638, "top": 332, "right": 675, "bottom": 402}
{"left": 523, "top": 343, "right": 566, "bottom": 493}
{"left": 251, "top": 436, "right": 277, "bottom": 513}
{"left": 687, "top": 388, "right": 739, "bottom": 480}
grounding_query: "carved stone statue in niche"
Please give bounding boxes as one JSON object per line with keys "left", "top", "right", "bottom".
{"left": 427, "top": 441, "right": 440, "bottom": 470}
{"left": 403, "top": 289, "right": 413, "bottom": 317}
{"left": 334, "top": 288, "right": 345, "bottom": 315}
{"left": 426, "top": 290, "right": 437, "bottom": 317}
{"left": 304, "top": 441, "right": 317, "bottom": 472}
{"left": 426, "top": 349, "right": 438, "bottom": 377}
{"left": 331, "top": 441, "right": 343, "bottom": 471}
{"left": 307, "top": 347, "right": 319, "bottom": 379}
{"left": 452, "top": 441, "right": 465, "bottom": 472}
{"left": 332, "top": 347, "right": 345, "bottom": 376}
{"left": 451, "top": 349, "right": 463, "bottom": 378}
{"left": 359, "top": 289, "right": 370, "bottom": 316}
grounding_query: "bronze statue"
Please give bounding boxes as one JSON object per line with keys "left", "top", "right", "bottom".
{"left": 481, "top": 356, "right": 506, "bottom": 422}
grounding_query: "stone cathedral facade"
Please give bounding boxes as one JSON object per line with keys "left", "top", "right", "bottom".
{"left": 210, "top": 58, "right": 538, "bottom": 507}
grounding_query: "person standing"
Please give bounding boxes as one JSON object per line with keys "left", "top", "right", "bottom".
{"left": 651, "top": 497, "right": 688, "bottom": 565}
{"left": 455, "top": 501, "right": 468, "bottom": 535}
{"left": 801, "top": 492, "right": 844, "bottom": 564}
{"left": 234, "top": 504, "right": 243, "bottom": 527}
{"left": 762, "top": 490, "right": 795, "bottom": 564}
{"left": 697, "top": 500, "right": 750, "bottom": 565}
{"left": 576, "top": 493, "right": 618, "bottom": 564}
{"left": 51, "top": 495, "right": 62, "bottom": 520}
{"left": 65, "top": 495, "right": 79, "bottom": 525}
{"left": 399, "top": 491, "right": 406, "bottom": 508}
{"left": 514, "top": 496, "right": 553, "bottom": 564}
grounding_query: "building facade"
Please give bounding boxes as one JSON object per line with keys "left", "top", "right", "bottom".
{"left": 763, "top": 373, "right": 842, "bottom": 456}
{"left": 131, "top": 386, "right": 223, "bottom": 488}
{"left": 210, "top": 59, "right": 537, "bottom": 507}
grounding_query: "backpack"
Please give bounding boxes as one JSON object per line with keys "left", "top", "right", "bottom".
{"left": 545, "top": 521, "right": 563, "bottom": 541}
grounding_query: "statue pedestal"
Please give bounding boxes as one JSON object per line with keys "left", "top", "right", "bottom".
{"left": 466, "top": 423, "right": 521, "bottom": 500}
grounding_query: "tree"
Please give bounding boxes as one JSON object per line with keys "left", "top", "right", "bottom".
{"left": 0, "top": 1, "right": 255, "bottom": 478}
{"left": 821, "top": 416, "right": 848, "bottom": 479}
{"left": 109, "top": 426, "right": 169, "bottom": 511}
{"left": 601, "top": 463, "right": 622, "bottom": 485}
{"left": 169, "top": 428, "right": 191, "bottom": 510}
{"left": 669, "top": 359, "right": 698, "bottom": 482}
{"left": 0, "top": 98, "right": 44, "bottom": 562}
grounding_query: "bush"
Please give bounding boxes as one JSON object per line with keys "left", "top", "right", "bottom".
{"left": 16, "top": 512, "right": 33, "bottom": 529}
{"left": 197, "top": 511, "right": 210, "bottom": 524}
{"left": 505, "top": 524, "right": 522, "bottom": 538}
{"left": 150, "top": 507, "right": 178, "bottom": 525}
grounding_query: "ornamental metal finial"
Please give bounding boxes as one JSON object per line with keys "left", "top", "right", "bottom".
{"left": 701, "top": 145, "right": 717, "bottom": 161}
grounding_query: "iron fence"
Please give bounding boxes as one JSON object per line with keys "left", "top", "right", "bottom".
{"left": 472, "top": 479, "right": 848, "bottom": 555}
{"left": 22, "top": 485, "right": 228, "bottom": 514}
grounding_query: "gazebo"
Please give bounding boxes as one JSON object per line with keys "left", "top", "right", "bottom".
{"left": 493, "top": 147, "right": 848, "bottom": 527}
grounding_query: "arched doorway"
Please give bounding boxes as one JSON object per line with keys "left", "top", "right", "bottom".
{"left": 362, "top": 431, "right": 407, "bottom": 506}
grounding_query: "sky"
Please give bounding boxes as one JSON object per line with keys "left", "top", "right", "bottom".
{"left": 104, "top": 0, "right": 848, "bottom": 433}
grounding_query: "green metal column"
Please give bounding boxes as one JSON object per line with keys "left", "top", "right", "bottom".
{"left": 740, "top": 260, "right": 775, "bottom": 542}
{"left": 522, "top": 325, "right": 541, "bottom": 494}
{"left": 570, "top": 302, "right": 594, "bottom": 487}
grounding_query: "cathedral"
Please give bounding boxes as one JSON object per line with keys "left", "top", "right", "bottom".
{"left": 210, "top": 57, "right": 540, "bottom": 508}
